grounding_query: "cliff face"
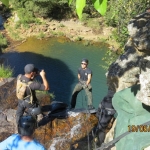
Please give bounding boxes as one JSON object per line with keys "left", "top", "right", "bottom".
{"left": 106, "top": 11, "right": 150, "bottom": 94}
{"left": 105, "top": 11, "right": 150, "bottom": 150}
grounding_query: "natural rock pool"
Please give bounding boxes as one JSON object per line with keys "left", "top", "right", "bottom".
{"left": 2, "top": 37, "right": 109, "bottom": 108}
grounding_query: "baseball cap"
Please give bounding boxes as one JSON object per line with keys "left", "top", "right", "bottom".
{"left": 24, "top": 64, "right": 39, "bottom": 74}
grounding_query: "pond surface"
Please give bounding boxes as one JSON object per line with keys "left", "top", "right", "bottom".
{"left": 2, "top": 37, "right": 109, "bottom": 108}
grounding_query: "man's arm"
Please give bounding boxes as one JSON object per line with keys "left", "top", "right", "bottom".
{"left": 86, "top": 74, "right": 92, "bottom": 86}
{"left": 78, "top": 74, "right": 80, "bottom": 80}
{"left": 40, "top": 70, "right": 49, "bottom": 90}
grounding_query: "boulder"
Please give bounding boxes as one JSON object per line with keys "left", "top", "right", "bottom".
{"left": 104, "top": 11, "right": 150, "bottom": 150}
{"left": 0, "top": 78, "right": 98, "bottom": 150}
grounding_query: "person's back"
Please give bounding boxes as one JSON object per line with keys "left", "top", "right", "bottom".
{"left": 0, "top": 134, "right": 45, "bottom": 150}
{"left": 0, "top": 115, "right": 45, "bottom": 150}
{"left": 16, "top": 64, "right": 50, "bottom": 124}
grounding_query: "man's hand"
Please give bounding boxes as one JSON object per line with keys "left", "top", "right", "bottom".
{"left": 40, "top": 70, "right": 46, "bottom": 77}
{"left": 83, "top": 83, "right": 88, "bottom": 89}
{"left": 40, "top": 70, "right": 49, "bottom": 90}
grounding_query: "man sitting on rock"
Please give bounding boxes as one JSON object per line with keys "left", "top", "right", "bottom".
{"left": 0, "top": 115, "right": 45, "bottom": 150}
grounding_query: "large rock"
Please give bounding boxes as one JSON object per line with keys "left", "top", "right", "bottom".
{"left": 0, "top": 78, "right": 98, "bottom": 150}
{"left": 104, "top": 11, "right": 150, "bottom": 150}
{"left": 107, "top": 12, "right": 150, "bottom": 93}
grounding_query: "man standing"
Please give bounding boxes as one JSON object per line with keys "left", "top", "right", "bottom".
{"left": 0, "top": 115, "right": 46, "bottom": 150}
{"left": 16, "top": 64, "right": 49, "bottom": 124}
{"left": 71, "top": 58, "right": 94, "bottom": 109}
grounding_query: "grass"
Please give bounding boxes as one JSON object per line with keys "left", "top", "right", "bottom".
{"left": 37, "top": 32, "right": 45, "bottom": 39}
{"left": 0, "top": 64, "right": 14, "bottom": 78}
{"left": 0, "top": 33, "right": 7, "bottom": 46}
{"left": 36, "top": 90, "right": 55, "bottom": 100}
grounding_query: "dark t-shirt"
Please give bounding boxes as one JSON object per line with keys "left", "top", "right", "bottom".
{"left": 17, "top": 74, "right": 45, "bottom": 101}
{"left": 78, "top": 67, "right": 92, "bottom": 81}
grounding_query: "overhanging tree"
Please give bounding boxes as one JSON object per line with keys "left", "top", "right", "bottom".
{"left": 69, "top": 0, "right": 107, "bottom": 19}
{"left": 0, "top": 0, "right": 9, "bottom": 7}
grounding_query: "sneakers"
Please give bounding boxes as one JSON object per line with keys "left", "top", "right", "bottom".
{"left": 88, "top": 105, "right": 95, "bottom": 110}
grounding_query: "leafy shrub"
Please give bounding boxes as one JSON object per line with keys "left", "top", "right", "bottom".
{"left": 0, "top": 33, "right": 7, "bottom": 46}
{"left": 105, "top": 0, "right": 149, "bottom": 48}
{"left": 9, "top": 0, "right": 73, "bottom": 19}
{"left": 0, "top": 64, "right": 14, "bottom": 78}
{"left": 0, "top": 33, "right": 7, "bottom": 53}
{"left": 101, "top": 49, "right": 118, "bottom": 70}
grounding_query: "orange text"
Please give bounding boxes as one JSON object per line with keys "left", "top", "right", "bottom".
{"left": 128, "top": 125, "right": 150, "bottom": 132}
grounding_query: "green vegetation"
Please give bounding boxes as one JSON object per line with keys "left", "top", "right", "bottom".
{"left": 0, "top": 33, "right": 7, "bottom": 53}
{"left": 37, "top": 32, "right": 45, "bottom": 39}
{"left": 0, "top": 33, "right": 7, "bottom": 46}
{"left": 105, "top": 0, "right": 148, "bottom": 50}
{"left": 101, "top": 49, "right": 118, "bottom": 70}
{"left": 1, "top": 0, "right": 149, "bottom": 70}
{"left": 1, "top": 0, "right": 9, "bottom": 7}
{"left": 36, "top": 90, "right": 55, "bottom": 100}
{"left": 74, "top": 36, "right": 84, "bottom": 41}
{"left": 69, "top": 0, "right": 107, "bottom": 19}
{"left": 2, "top": 0, "right": 149, "bottom": 49}
{"left": 0, "top": 64, "right": 14, "bottom": 78}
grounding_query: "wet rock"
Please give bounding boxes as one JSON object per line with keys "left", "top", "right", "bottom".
{"left": 34, "top": 112, "right": 98, "bottom": 150}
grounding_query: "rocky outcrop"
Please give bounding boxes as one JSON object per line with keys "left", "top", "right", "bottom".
{"left": 107, "top": 11, "right": 150, "bottom": 93}
{"left": 0, "top": 78, "right": 98, "bottom": 150}
{"left": 104, "top": 11, "right": 150, "bottom": 150}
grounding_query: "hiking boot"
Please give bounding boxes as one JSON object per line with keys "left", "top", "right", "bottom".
{"left": 88, "top": 105, "right": 95, "bottom": 110}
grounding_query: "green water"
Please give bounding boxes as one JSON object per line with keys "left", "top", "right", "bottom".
{"left": 3, "top": 37, "right": 109, "bottom": 108}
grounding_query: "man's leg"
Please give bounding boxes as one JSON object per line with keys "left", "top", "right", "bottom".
{"left": 16, "top": 100, "right": 26, "bottom": 124}
{"left": 25, "top": 101, "right": 38, "bottom": 116}
{"left": 71, "top": 83, "right": 82, "bottom": 108}
{"left": 84, "top": 84, "right": 93, "bottom": 107}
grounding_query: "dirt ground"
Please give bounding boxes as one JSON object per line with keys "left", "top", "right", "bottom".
{"left": 4, "top": 13, "right": 119, "bottom": 51}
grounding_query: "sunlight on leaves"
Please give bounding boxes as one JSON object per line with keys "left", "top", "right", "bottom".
{"left": 0, "top": 0, "right": 9, "bottom": 7}
{"left": 93, "top": 0, "right": 107, "bottom": 16}
{"left": 76, "top": 0, "right": 86, "bottom": 19}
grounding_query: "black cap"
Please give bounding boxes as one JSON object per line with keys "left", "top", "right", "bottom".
{"left": 81, "top": 58, "right": 88, "bottom": 64}
{"left": 24, "top": 64, "right": 38, "bottom": 74}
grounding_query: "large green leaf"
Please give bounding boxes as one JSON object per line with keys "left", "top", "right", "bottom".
{"left": 76, "top": 0, "right": 86, "bottom": 19}
{"left": 92, "top": 0, "right": 107, "bottom": 16}
{"left": 0, "top": 0, "right": 9, "bottom": 7}
{"left": 68, "top": 0, "right": 73, "bottom": 6}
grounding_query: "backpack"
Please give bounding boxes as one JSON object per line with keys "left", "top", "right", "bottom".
{"left": 96, "top": 96, "right": 116, "bottom": 130}
{"left": 16, "top": 74, "right": 33, "bottom": 104}
{"left": 94, "top": 96, "right": 116, "bottom": 146}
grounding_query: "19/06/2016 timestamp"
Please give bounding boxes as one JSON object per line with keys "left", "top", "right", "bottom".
{"left": 128, "top": 125, "right": 150, "bottom": 132}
